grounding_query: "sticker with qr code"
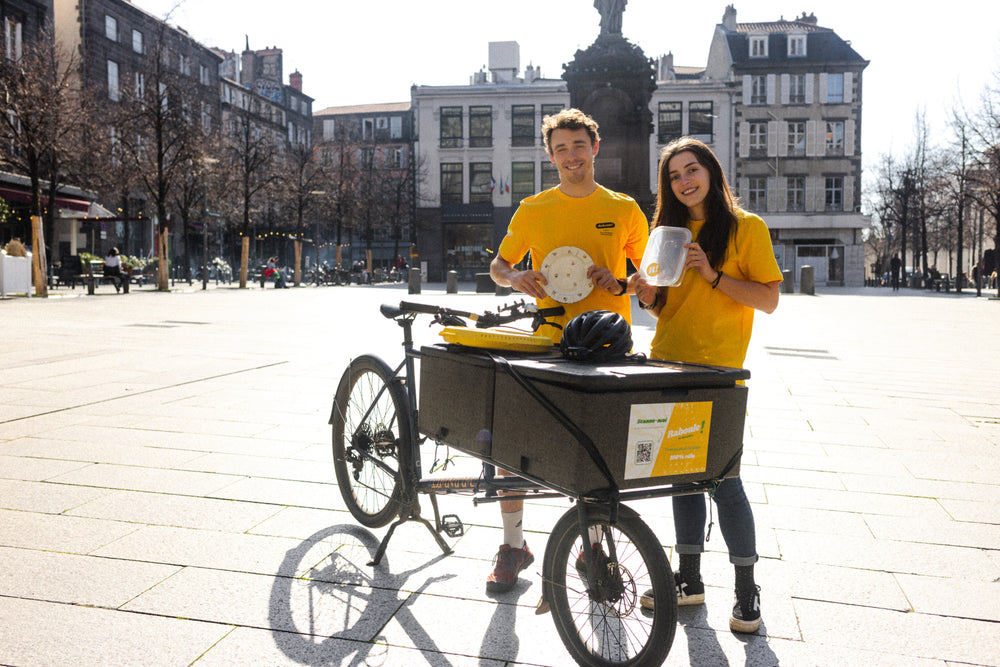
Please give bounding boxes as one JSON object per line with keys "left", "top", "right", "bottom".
{"left": 625, "top": 402, "right": 712, "bottom": 479}
{"left": 635, "top": 441, "right": 653, "bottom": 464}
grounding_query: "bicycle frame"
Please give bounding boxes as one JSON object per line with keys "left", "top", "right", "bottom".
{"left": 363, "top": 303, "right": 729, "bottom": 569}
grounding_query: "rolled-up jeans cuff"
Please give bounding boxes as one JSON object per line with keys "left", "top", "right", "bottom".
{"left": 675, "top": 543, "right": 704, "bottom": 556}
{"left": 729, "top": 553, "right": 758, "bottom": 567}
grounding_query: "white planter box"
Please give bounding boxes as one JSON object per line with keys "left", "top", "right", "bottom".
{"left": 0, "top": 250, "right": 33, "bottom": 297}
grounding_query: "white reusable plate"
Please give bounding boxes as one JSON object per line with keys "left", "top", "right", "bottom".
{"left": 539, "top": 246, "right": 594, "bottom": 304}
{"left": 640, "top": 226, "right": 692, "bottom": 287}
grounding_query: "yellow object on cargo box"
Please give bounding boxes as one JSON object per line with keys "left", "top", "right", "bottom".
{"left": 439, "top": 327, "right": 553, "bottom": 353}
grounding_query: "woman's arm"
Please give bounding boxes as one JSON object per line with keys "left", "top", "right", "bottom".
{"left": 685, "top": 242, "right": 780, "bottom": 314}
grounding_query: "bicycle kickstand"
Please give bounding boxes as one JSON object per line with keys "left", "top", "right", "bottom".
{"left": 367, "top": 506, "right": 455, "bottom": 567}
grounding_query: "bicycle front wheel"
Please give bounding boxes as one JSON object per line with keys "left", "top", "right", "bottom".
{"left": 543, "top": 505, "right": 676, "bottom": 667}
{"left": 331, "top": 355, "right": 412, "bottom": 528}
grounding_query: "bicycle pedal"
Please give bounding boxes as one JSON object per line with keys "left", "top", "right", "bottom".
{"left": 439, "top": 514, "right": 464, "bottom": 537}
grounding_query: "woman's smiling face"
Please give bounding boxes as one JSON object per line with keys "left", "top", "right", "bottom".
{"left": 667, "top": 150, "right": 711, "bottom": 219}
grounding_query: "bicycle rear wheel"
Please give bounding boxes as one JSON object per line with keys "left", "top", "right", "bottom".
{"left": 331, "top": 355, "right": 411, "bottom": 528}
{"left": 543, "top": 505, "right": 676, "bottom": 667}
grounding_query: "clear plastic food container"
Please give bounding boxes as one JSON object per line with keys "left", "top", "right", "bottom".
{"left": 640, "top": 226, "right": 692, "bottom": 286}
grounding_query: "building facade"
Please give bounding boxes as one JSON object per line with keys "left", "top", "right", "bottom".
{"left": 312, "top": 101, "right": 415, "bottom": 271}
{"left": 710, "top": 7, "right": 870, "bottom": 286}
{"left": 411, "top": 8, "right": 869, "bottom": 286}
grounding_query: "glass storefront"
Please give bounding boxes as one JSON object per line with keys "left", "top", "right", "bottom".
{"left": 444, "top": 223, "right": 493, "bottom": 281}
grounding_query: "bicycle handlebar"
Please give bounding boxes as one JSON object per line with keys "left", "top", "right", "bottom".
{"left": 384, "top": 300, "right": 565, "bottom": 332}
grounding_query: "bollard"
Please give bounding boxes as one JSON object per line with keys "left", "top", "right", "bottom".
{"left": 475, "top": 273, "right": 493, "bottom": 293}
{"left": 495, "top": 284, "right": 512, "bottom": 296}
{"left": 781, "top": 269, "right": 794, "bottom": 294}
{"left": 408, "top": 267, "right": 421, "bottom": 295}
{"left": 799, "top": 265, "right": 815, "bottom": 295}
{"left": 446, "top": 270, "right": 458, "bottom": 294}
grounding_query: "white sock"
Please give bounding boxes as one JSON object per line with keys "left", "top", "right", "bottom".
{"left": 502, "top": 509, "right": 524, "bottom": 548}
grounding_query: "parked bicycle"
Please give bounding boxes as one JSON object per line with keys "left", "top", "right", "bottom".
{"left": 329, "top": 300, "right": 749, "bottom": 666}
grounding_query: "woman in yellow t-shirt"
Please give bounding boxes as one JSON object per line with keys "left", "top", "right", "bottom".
{"left": 635, "top": 137, "right": 782, "bottom": 634}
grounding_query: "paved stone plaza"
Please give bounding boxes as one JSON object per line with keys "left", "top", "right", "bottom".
{"left": 1, "top": 282, "right": 998, "bottom": 666}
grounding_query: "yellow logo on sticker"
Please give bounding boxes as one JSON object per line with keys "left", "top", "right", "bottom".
{"left": 651, "top": 401, "right": 712, "bottom": 476}
{"left": 646, "top": 262, "right": 661, "bottom": 277}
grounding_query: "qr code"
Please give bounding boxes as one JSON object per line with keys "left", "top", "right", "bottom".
{"left": 635, "top": 441, "right": 653, "bottom": 464}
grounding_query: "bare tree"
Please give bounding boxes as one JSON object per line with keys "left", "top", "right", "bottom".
{"left": 222, "top": 104, "right": 280, "bottom": 288}
{"left": 0, "top": 29, "right": 84, "bottom": 295}
{"left": 278, "top": 141, "right": 324, "bottom": 285}
{"left": 114, "top": 28, "right": 206, "bottom": 290}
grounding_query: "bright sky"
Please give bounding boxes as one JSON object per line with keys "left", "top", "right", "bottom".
{"left": 137, "top": 0, "right": 1000, "bottom": 173}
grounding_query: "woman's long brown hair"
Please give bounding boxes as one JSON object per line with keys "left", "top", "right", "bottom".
{"left": 652, "top": 137, "right": 738, "bottom": 270}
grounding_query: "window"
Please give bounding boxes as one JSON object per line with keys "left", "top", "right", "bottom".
{"left": 360, "top": 147, "right": 374, "bottom": 169}
{"left": 825, "top": 121, "right": 845, "bottom": 155}
{"left": 363, "top": 118, "right": 374, "bottom": 140}
{"left": 132, "top": 29, "right": 143, "bottom": 54}
{"left": 107, "top": 60, "right": 120, "bottom": 102}
{"left": 748, "top": 122, "right": 767, "bottom": 156}
{"left": 689, "top": 102, "right": 714, "bottom": 141}
{"left": 469, "top": 106, "right": 492, "bottom": 148}
{"left": 747, "top": 176, "right": 767, "bottom": 211}
{"left": 4, "top": 18, "right": 23, "bottom": 61}
{"left": 827, "top": 73, "right": 844, "bottom": 103}
{"left": 179, "top": 54, "right": 191, "bottom": 76}
{"left": 749, "top": 35, "right": 767, "bottom": 58}
{"left": 512, "top": 105, "right": 534, "bottom": 147}
{"left": 470, "top": 162, "right": 493, "bottom": 203}
{"left": 786, "top": 176, "right": 805, "bottom": 211}
{"left": 658, "top": 102, "right": 681, "bottom": 143}
{"left": 788, "top": 34, "right": 806, "bottom": 57}
{"left": 201, "top": 103, "right": 212, "bottom": 133}
{"left": 541, "top": 162, "right": 560, "bottom": 189}
{"left": 541, "top": 104, "right": 563, "bottom": 119}
{"left": 390, "top": 116, "right": 402, "bottom": 139}
{"left": 134, "top": 72, "right": 145, "bottom": 99}
{"left": 388, "top": 147, "right": 404, "bottom": 169}
{"left": 788, "top": 74, "right": 806, "bottom": 104}
{"left": 825, "top": 176, "right": 844, "bottom": 211}
{"left": 440, "top": 163, "right": 463, "bottom": 203}
{"left": 200, "top": 64, "right": 210, "bottom": 86}
{"left": 511, "top": 162, "right": 535, "bottom": 203}
{"left": 323, "top": 119, "right": 335, "bottom": 140}
{"left": 787, "top": 121, "right": 806, "bottom": 156}
{"left": 105, "top": 15, "right": 117, "bottom": 41}
{"left": 750, "top": 75, "right": 767, "bottom": 105}
{"left": 440, "top": 106, "right": 462, "bottom": 148}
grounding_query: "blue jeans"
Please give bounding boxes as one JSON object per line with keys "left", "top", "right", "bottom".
{"left": 673, "top": 476, "right": 758, "bottom": 566}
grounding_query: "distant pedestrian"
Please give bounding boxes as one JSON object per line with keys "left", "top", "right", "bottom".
{"left": 890, "top": 254, "right": 901, "bottom": 291}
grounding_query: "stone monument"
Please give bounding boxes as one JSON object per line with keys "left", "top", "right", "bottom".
{"left": 564, "top": 1, "right": 655, "bottom": 208}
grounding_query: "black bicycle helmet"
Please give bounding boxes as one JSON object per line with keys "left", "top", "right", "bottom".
{"left": 560, "top": 310, "right": 633, "bottom": 362}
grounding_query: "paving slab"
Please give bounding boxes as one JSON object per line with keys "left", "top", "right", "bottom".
{"left": 1, "top": 285, "right": 998, "bottom": 666}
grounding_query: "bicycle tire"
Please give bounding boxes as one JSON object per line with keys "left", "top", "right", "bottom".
{"left": 331, "top": 355, "right": 412, "bottom": 528}
{"left": 543, "top": 505, "right": 676, "bottom": 667}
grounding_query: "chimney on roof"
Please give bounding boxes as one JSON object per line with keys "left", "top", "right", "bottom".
{"left": 722, "top": 5, "right": 737, "bottom": 31}
{"left": 797, "top": 12, "right": 818, "bottom": 25}
{"left": 289, "top": 70, "right": 302, "bottom": 91}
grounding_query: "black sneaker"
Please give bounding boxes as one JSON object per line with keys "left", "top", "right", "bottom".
{"left": 640, "top": 571, "right": 705, "bottom": 610}
{"left": 730, "top": 585, "right": 761, "bottom": 633}
{"left": 675, "top": 571, "right": 705, "bottom": 605}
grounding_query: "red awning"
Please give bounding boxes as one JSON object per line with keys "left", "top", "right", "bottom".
{"left": 0, "top": 186, "right": 91, "bottom": 212}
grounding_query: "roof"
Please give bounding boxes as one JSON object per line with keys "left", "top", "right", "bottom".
{"left": 314, "top": 102, "right": 411, "bottom": 117}
{"left": 726, "top": 19, "right": 867, "bottom": 67}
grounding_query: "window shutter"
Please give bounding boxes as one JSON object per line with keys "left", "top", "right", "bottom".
{"left": 766, "top": 74, "right": 776, "bottom": 104}
{"left": 780, "top": 74, "right": 790, "bottom": 105}
{"left": 768, "top": 121, "right": 780, "bottom": 156}
{"left": 739, "top": 122, "right": 750, "bottom": 157}
{"left": 845, "top": 119, "right": 856, "bottom": 156}
{"left": 818, "top": 73, "right": 828, "bottom": 103}
{"left": 805, "top": 120, "right": 819, "bottom": 156}
{"left": 844, "top": 72, "right": 853, "bottom": 103}
{"left": 742, "top": 75, "right": 751, "bottom": 102}
{"left": 805, "top": 74, "right": 814, "bottom": 104}
{"left": 845, "top": 175, "right": 855, "bottom": 211}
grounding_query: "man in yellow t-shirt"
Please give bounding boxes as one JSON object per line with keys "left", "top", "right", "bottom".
{"left": 486, "top": 108, "right": 648, "bottom": 592}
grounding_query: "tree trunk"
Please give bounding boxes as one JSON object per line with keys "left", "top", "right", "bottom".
{"left": 240, "top": 236, "right": 250, "bottom": 288}
{"left": 31, "top": 215, "right": 48, "bottom": 297}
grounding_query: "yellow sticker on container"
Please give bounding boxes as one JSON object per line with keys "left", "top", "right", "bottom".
{"left": 624, "top": 402, "right": 712, "bottom": 479}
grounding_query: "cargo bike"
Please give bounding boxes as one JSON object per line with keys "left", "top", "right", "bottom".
{"left": 329, "top": 300, "right": 749, "bottom": 667}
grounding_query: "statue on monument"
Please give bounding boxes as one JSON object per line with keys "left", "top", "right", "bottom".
{"left": 594, "top": 0, "right": 626, "bottom": 35}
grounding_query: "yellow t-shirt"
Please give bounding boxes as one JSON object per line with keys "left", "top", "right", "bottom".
{"left": 649, "top": 209, "right": 782, "bottom": 369}
{"left": 498, "top": 185, "right": 649, "bottom": 340}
